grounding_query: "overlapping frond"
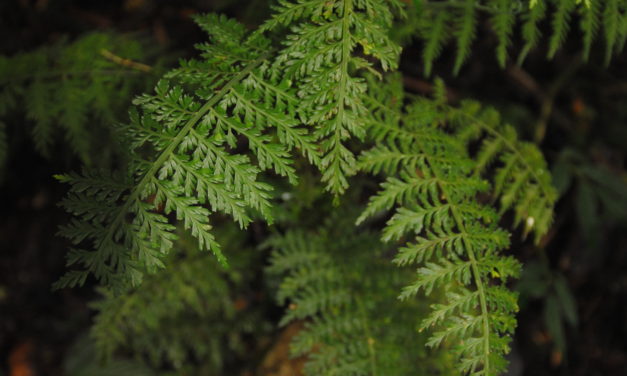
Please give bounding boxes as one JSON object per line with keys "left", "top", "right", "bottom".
{"left": 0, "top": 33, "right": 156, "bottom": 169}
{"left": 90, "top": 224, "right": 265, "bottom": 372}
{"left": 261, "top": 0, "right": 403, "bottom": 195}
{"left": 91, "top": 252, "right": 232, "bottom": 367}
{"left": 443, "top": 99, "right": 558, "bottom": 242}
{"left": 56, "top": 14, "right": 320, "bottom": 291}
{"left": 405, "top": 0, "right": 627, "bottom": 74}
{"left": 357, "top": 78, "right": 556, "bottom": 375}
{"left": 267, "top": 213, "right": 451, "bottom": 376}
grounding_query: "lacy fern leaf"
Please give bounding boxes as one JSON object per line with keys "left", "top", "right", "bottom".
{"left": 261, "top": 0, "right": 403, "bottom": 195}
{"left": 267, "top": 212, "right": 454, "bottom": 376}
{"left": 357, "top": 78, "right": 554, "bottom": 375}
{"left": 0, "top": 33, "right": 155, "bottom": 169}
{"left": 56, "top": 14, "right": 320, "bottom": 291}
{"left": 443, "top": 98, "right": 558, "bottom": 242}
{"left": 406, "top": 0, "right": 627, "bottom": 73}
{"left": 90, "top": 224, "right": 262, "bottom": 372}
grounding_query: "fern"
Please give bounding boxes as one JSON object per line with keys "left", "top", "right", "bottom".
{"left": 603, "top": 0, "right": 622, "bottom": 64}
{"left": 260, "top": 0, "right": 403, "bottom": 195}
{"left": 56, "top": 14, "right": 320, "bottom": 291}
{"left": 267, "top": 211, "right": 455, "bottom": 376}
{"left": 491, "top": 0, "right": 516, "bottom": 67}
{"left": 44, "top": 3, "right": 573, "bottom": 375}
{"left": 0, "top": 33, "right": 156, "bottom": 171}
{"left": 519, "top": 0, "right": 548, "bottom": 64}
{"left": 579, "top": 0, "right": 601, "bottom": 60}
{"left": 91, "top": 224, "right": 264, "bottom": 372}
{"left": 421, "top": 8, "right": 450, "bottom": 76}
{"left": 443, "top": 98, "right": 558, "bottom": 242}
{"left": 547, "top": 0, "right": 576, "bottom": 59}
{"left": 357, "top": 78, "right": 554, "bottom": 375}
{"left": 406, "top": 0, "right": 627, "bottom": 74}
{"left": 453, "top": 0, "right": 478, "bottom": 75}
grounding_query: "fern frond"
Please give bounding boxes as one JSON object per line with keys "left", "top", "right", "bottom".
{"left": 268, "top": 227, "right": 375, "bottom": 375}
{"left": 519, "top": 0, "right": 547, "bottom": 64}
{"left": 0, "top": 33, "right": 156, "bottom": 167}
{"left": 421, "top": 9, "right": 450, "bottom": 76}
{"left": 90, "top": 225, "right": 263, "bottom": 372}
{"left": 444, "top": 100, "right": 558, "bottom": 242}
{"left": 453, "top": 0, "right": 478, "bottom": 74}
{"left": 56, "top": 14, "right": 320, "bottom": 291}
{"left": 357, "top": 78, "right": 551, "bottom": 375}
{"left": 267, "top": 211, "right": 449, "bottom": 376}
{"left": 490, "top": 0, "right": 516, "bottom": 67}
{"left": 579, "top": 0, "right": 601, "bottom": 60}
{"left": 548, "top": 0, "right": 576, "bottom": 58}
{"left": 603, "top": 0, "right": 621, "bottom": 64}
{"left": 266, "top": 0, "right": 402, "bottom": 195}
{"left": 406, "top": 0, "right": 626, "bottom": 72}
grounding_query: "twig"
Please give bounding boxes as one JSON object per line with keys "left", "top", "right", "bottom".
{"left": 99, "top": 49, "right": 152, "bottom": 73}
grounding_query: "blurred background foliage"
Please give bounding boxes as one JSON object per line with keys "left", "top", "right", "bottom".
{"left": 0, "top": 0, "right": 626, "bottom": 375}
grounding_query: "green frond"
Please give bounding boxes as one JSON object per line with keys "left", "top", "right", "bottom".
{"left": 405, "top": 0, "right": 626, "bottom": 73}
{"left": 89, "top": 226, "right": 265, "bottom": 372}
{"left": 603, "top": 0, "right": 621, "bottom": 64}
{"left": 444, "top": 101, "right": 558, "bottom": 242}
{"left": 453, "top": 0, "right": 477, "bottom": 74}
{"left": 0, "top": 32, "right": 157, "bottom": 167}
{"left": 490, "top": 0, "right": 516, "bottom": 67}
{"left": 420, "top": 288, "right": 479, "bottom": 329}
{"left": 358, "top": 76, "right": 550, "bottom": 375}
{"left": 266, "top": 0, "right": 401, "bottom": 196}
{"left": 548, "top": 0, "right": 576, "bottom": 59}
{"left": 422, "top": 9, "right": 450, "bottom": 76}
{"left": 56, "top": 14, "right": 320, "bottom": 291}
{"left": 268, "top": 212, "right": 451, "bottom": 376}
{"left": 579, "top": 0, "right": 601, "bottom": 60}
{"left": 519, "top": 0, "right": 547, "bottom": 64}
{"left": 357, "top": 174, "right": 442, "bottom": 224}
{"left": 400, "top": 260, "right": 474, "bottom": 298}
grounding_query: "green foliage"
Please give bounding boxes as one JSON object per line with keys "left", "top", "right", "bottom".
{"left": 405, "top": 0, "right": 627, "bottom": 74}
{"left": 267, "top": 210, "right": 456, "bottom": 376}
{"left": 0, "top": 33, "right": 157, "bottom": 171}
{"left": 90, "top": 224, "right": 269, "bottom": 373}
{"left": 444, "top": 98, "right": 558, "bottom": 243}
{"left": 64, "top": 335, "right": 155, "bottom": 376}
{"left": 260, "top": 0, "right": 403, "bottom": 195}
{"left": 41, "top": 0, "right": 597, "bottom": 374}
{"left": 55, "top": 14, "right": 321, "bottom": 291}
{"left": 357, "top": 80, "right": 555, "bottom": 375}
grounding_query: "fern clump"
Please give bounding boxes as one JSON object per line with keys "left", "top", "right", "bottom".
{"left": 0, "top": 33, "right": 156, "bottom": 171}
{"left": 357, "top": 79, "right": 554, "bottom": 375}
{"left": 43, "top": 1, "right": 581, "bottom": 374}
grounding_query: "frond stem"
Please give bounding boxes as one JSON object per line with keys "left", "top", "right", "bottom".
{"left": 427, "top": 158, "right": 492, "bottom": 374}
